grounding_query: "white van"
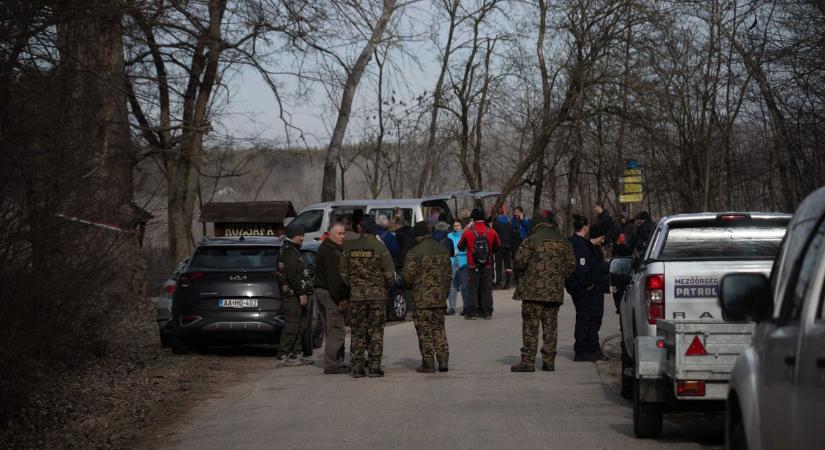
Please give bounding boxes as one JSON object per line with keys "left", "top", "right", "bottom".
{"left": 293, "top": 191, "right": 500, "bottom": 242}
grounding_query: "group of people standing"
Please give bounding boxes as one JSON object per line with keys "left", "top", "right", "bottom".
{"left": 273, "top": 201, "right": 657, "bottom": 377}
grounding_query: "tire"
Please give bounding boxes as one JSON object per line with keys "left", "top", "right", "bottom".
{"left": 160, "top": 331, "right": 172, "bottom": 348}
{"left": 170, "top": 332, "right": 191, "bottom": 355}
{"left": 301, "top": 298, "right": 324, "bottom": 356}
{"left": 312, "top": 300, "right": 325, "bottom": 349}
{"left": 730, "top": 417, "right": 747, "bottom": 450}
{"left": 633, "top": 378, "right": 663, "bottom": 438}
{"left": 387, "top": 290, "right": 407, "bottom": 321}
{"left": 621, "top": 343, "right": 633, "bottom": 400}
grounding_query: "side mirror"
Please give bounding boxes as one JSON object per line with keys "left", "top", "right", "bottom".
{"left": 609, "top": 256, "right": 632, "bottom": 276}
{"left": 719, "top": 273, "right": 773, "bottom": 322}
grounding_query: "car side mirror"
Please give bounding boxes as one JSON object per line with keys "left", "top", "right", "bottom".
{"left": 719, "top": 273, "right": 773, "bottom": 322}
{"left": 609, "top": 256, "right": 632, "bottom": 276}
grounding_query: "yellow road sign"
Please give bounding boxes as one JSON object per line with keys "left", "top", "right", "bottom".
{"left": 619, "top": 193, "right": 643, "bottom": 203}
{"left": 623, "top": 183, "right": 643, "bottom": 194}
{"left": 621, "top": 176, "right": 642, "bottom": 184}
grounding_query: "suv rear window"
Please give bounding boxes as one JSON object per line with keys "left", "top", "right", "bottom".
{"left": 659, "top": 225, "right": 786, "bottom": 259}
{"left": 190, "top": 246, "right": 278, "bottom": 269}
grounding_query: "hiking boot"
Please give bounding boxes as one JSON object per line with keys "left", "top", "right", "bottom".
{"left": 594, "top": 351, "right": 610, "bottom": 361}
{"left": 464, "top": 315, "right": 477, "bottom": 320}
{"left": 510, "top": 362, "right": 536, "bottom": 372}
{"left": 324, "top": 365, "right": 351, "bottom": 375}
{"left": 446, "top": 309, "right": 456, "bottom": 316}
{"left": 275, "top": 354, "right": 302, "bottom": 367}
{"left": 416, "top": 365, "right": 436, "bottom": 374}
{"left": 368, "top": 367, "right": 385, "bottom": 377}
{"left": 541, "top": 362, "right": 555, "bottom": 372}
{"left": 299, "top": 356, "right": 314, "bottom": 365}
{"left": 437, "top": 360, "right": 449, "bottom": 372}
{"left": 352, "top": 366, "right": 366, "bottom": 378}
{"left": 483, "top": 315, "right": 492, "bottom": 320}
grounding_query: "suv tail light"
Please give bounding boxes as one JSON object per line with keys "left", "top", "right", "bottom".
{"left": 163, "top": 284, "right": 176, "bottom": 298}
{"left": 179, "top": 272, "right": 205, "bottom": 288}
{"left": 685, "top": 335, "right": 708, "bottom": 356}
{"left": 646, "top": 274, "right": 665, "bottom": 324}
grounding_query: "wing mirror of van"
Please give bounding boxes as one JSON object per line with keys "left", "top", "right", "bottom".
{"left": 609, "top": 257, "right": 632, "bottom": 276}
{"left": 719, "top": 273, "right": 773, "bottom": 322}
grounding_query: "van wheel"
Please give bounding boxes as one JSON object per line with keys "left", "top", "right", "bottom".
{"left": 633, "top": 378, "right": 663, "bottom": 438}
{"left": 621, "top": 344, "right": 633, "bottom": 400}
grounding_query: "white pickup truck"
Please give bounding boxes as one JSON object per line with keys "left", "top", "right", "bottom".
{"left": 609, "top": 212, "right": 790, "bottom": 438}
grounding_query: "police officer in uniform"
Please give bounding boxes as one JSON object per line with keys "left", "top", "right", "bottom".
{"left": 565, "top": 215, "right": 609, "bottom": 362}
{"left": 401, "top": 221, "right": 453, "bottom": 373}
{"left": 510, "top": 210, "right": 576, "bottom": 372}
{"left": 340, "top": 217, "right": 396, "bottom": 378}
{"left": 276, "top": 223, "right": 314, "bottom": 367}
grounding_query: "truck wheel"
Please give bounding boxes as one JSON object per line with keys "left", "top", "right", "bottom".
{"left": 621, "top": 345, "right": 633, "bottom": 400}
{"left": 633, "top": 378, "right": 663, "bottom": 438}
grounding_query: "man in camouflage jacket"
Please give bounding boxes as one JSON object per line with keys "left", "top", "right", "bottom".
{"left": 511, "top": 210, "right": 576, "bottom": 372}
{"left": 276, "top": 223, "right": 314, "bottom": 367}
{"left": 401, "top": 221, "right": 453, "bottom": 373}
{"left": 339, "top": 217, "right": 396, "bottom": 378}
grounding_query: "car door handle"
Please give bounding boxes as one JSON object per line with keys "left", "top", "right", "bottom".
{"left": 784, "top": 356, "right": 796, "bottom": 366}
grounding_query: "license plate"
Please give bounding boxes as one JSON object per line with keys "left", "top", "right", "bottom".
{"left": 219, "top": 298, "right": 258, "bottom": 308}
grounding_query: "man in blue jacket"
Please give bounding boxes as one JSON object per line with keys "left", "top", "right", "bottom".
{"left": 565, "top": 215, "right": 609, "bottom": 362}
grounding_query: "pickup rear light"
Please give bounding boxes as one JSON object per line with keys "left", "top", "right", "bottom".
{"left": 685, "top": 335, "right": 708, "bottom": 356}
{"left": 676, "top": 380, "right": 706, "bottom": 397}
{"left": 179, "top": 272, "right": 205, "bottom": 288}
{"left": 646, "top": 274, "right": 665, "bottom": 324}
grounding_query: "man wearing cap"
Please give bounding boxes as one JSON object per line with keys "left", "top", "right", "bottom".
{"left": 458, "top": 208, "right": 501, "bottom": 319}
{"left": 340, "top": 217, "right": 396, "bottom": 378}
{"left": 565, "top": 216, "right": 610, "bottom": 362}
{"left": 510, "top": 210, "right": 576, "bottom": 372}
{"left": 276, "top": 223, "right": 314, "bottom": 367}
{"left": 401, "top": 221, "right": 453, "bottom": 373}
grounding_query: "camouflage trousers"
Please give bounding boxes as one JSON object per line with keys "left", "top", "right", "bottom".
{"left": 413, "top": 307, "right": 448, "bottom": 367}
{"left": 520, "top": 301, "right": 560, "bottom": 365}
{"left": 349, "top": 300, "right": 386, "bottom": 369}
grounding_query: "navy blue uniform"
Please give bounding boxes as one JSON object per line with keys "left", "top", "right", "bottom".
{"left": 565, "top": 234, "right": 609, "bottom": 356}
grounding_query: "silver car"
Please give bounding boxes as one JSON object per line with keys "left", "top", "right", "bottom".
{"left": 157, "top": 258, "right": 188, "bottom": 347}
{"left": 720, "top": 186, "right": 825, "bottom": 450}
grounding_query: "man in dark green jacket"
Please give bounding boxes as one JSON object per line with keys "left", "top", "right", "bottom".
{"left": 401, "top": 222, "right": 453, "bottom": 373}
{"left": 276, "top": 223, "right": 314, "bottom": 367}
{"left": 511, "top": 210, "right": 576, "bottom": 372}
{"left": 314, "top": 223, "right": 350, "bottom": 374}
{"left": 340, "top": 217, "right": 396, "bottom": 378}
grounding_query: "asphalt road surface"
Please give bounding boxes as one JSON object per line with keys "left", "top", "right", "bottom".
{"left": 165, "top": 290, "right": 723, "bottom": 449}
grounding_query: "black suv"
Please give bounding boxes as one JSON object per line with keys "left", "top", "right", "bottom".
{"left": 170, "top": 237, "right": 324, "bottom": 354}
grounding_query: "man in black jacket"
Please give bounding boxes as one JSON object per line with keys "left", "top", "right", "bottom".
{"left": 276, "top": 223, "right": 314, "bottom": 367}
{"left": 565, "top": 216, "right": 609, "bottom": 362}
{"left": 314, "top": 222, "right": 350, "bottom": 374}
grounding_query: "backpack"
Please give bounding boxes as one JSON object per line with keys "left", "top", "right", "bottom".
{"left": 471, "top": 227, "right": 491, "bottom": 266}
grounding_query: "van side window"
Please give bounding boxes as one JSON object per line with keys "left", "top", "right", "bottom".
{"left": 781, "top": 219, "right": 825, "bottom": 323}
{"left": 292, "top": 210, "right": 324, "bottom": 233}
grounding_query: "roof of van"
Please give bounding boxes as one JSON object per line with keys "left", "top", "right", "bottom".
{"left": 299, "top": 198, "right": 430, "bottom": 211}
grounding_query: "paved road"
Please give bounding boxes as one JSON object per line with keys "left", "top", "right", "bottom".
{"left": 165, "top": 291, "right": 723, "bottom": 449}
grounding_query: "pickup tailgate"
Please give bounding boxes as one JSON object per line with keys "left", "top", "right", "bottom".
{"left": 663, "top": 260, "right": 773, "bottom": 321}
{"left": 658, "top": 320, "right": 756, "bottom": 400}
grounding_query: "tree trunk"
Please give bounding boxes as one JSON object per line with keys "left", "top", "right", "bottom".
{"left": 321, "top": 0, "right": 398, "bottom": 202}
